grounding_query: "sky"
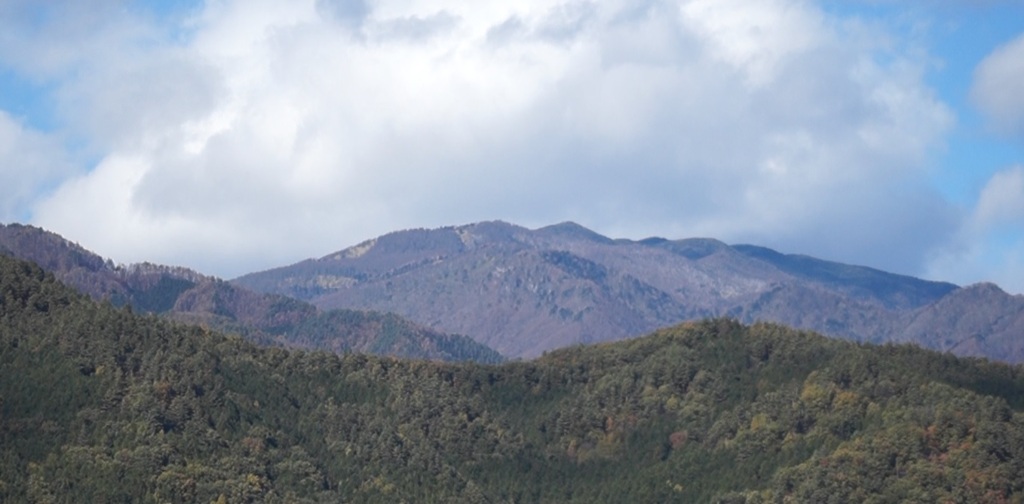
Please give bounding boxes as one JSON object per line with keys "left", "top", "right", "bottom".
{"left": 0, "top": 0, "right": 1023, "bottom": 293}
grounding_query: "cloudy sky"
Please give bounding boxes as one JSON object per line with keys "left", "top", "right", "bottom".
{"left": 1, "top": 0, "right": 1023, "bottom": 292}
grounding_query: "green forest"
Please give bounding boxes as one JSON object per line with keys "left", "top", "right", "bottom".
{"left": 2, "top": 254, "right": 1024, "bottom": 502}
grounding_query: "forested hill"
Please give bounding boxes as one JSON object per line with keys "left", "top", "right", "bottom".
{"left": 0, "top": 223, "right": 502, "bottom": 364}
{"left": 3, "top": 253, "right": 1024, "bottom": 502}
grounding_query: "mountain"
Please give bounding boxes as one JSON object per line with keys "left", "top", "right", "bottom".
{"left": 3, "top": 254, "right": 1024, "bottom": 501}
{"left": 895, "top": 282, "right": 1024, "bottom": 357}
{"left": 0, "top": 223, "right": 502, "bottom": 363}
{"left": 235, "top": 220, "right": 1024, "bottom": 362}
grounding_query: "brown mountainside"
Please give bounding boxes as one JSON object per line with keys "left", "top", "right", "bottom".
{"left": 896, "top": 282, "right": 1024, "bottom": 357}
{"left": 235, "top": 221, "right": 1024, "bottom": 362}
{"left": 0, "top": 223, "right": 502, "bottom": 363}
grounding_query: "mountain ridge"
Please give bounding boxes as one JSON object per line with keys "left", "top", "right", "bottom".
{"left": 235, "top": 220, "right": 1023, "bottom": 362}
{"left": 3, "top": 254, "right": 1024, "bottom": 501}
{"left": 0, "top": 222, "right": 503, "bottom": 363}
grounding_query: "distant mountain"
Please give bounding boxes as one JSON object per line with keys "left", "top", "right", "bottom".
{"left": 235, "top": 221, "right": 1024, "bottom": 362}
{"left": 4, "top": 257, "right": 1024, "bottom": 501}
{"left": 0, "top": 223, "right": 502, "bottom": 363}
{"left": 895, "top": 282, "right": 1024, "bottom": 357}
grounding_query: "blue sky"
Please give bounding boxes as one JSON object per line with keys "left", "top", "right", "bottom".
{"left": 0, "top": 0, "right": 1022, "bottom": 294}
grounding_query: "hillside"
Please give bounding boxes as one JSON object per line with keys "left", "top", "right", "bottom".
{"left": 235, "top": 221, "right": 1024, "bottom": 361}
{"left": 2, "top": 253, "right": 1024, "bottom": 502}
{"left": 0, "top": 223, "right": 502, "bottom": 363}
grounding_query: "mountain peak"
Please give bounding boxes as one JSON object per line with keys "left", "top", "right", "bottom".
{"left": 0, "top": 222, "right": 111, "bottom": 274}
{"left": 961, "top": 282, "right": 1007, "bottom": 295}
{"left": 655, "top": 237, "right": 731, "bottom": 260}
{"left": 118, "top": 261, "right": 213, "bottom": 284}
{"left": 534, "top": 221, "right": 614, "bottom": 244}
{"left": 455, "top": 220, "right": 529, "bottom": 246}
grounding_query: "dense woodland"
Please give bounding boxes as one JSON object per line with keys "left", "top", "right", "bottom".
{"left": 2, "top": 254, "right": 1024, "bottom": 502}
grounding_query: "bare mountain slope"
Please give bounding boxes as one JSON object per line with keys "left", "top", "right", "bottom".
{"left": 234, "top": 221, "right": 1023, "bottom": 361}
{"left": 896, "top": 282, "right": 1024, "bottom": 357}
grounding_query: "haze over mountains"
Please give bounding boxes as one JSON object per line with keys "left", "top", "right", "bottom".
{"left": 235, "top": 221, "right": 1024, "bottom": 362}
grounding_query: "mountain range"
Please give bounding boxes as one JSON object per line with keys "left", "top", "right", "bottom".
{"left": 235, "top": 221, "right": 1024, "bottom": 362}
{"left": 4, "top": 219, "right": 1023, "bottom": 364}
{"left": 0, "top": 223, "right": 503, "bottom": 363}
{"left": 3, "top": 253, "right": 1023, "bottom": 501}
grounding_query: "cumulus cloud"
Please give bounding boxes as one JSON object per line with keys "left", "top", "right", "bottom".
{"left": 927, "top": 166, "right": 1024, "bottom": 294}
{"left": 920, "top": 33, "right": 1024, "bottom": 294}
{"left": 972, "top": 166, "right": 1024, "bottom": 231}
{"left": 971, "top": 33, "right": 1024, "bottom": 136}
{"left": 0, "top": 112, "right": 73, "bottom": 221}
{"left": 21, "top": 0, "right": 958, "bottom": 279}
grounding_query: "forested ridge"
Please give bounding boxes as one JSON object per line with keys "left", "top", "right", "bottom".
{"left": 0, "top": 223, "right": 503, "bottom": 364}
{"left": 2, "top": 254, "right": 1024, "bottom": 502}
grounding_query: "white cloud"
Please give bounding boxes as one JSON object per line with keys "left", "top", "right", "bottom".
{"left": 930, "top": 29, "right": 1024, "bottom": 293}
{"left": 971, "top": 32, "right": 1024, "bottom": 136}
{"left": 24, "top": 0, "right": 957, "bottom": 279}
{"left": 927, "top": 233, "right": 1024, "bottom": 295}
{"left": 0, "top": 112, "right": 74, "bottom": 221}
{"left": 679, "top": 0, "right": 827, "bottom": 87}
{"left": 926, "top": 166, "right": 1024, "bottom": 294}
{"left": 972, "top": 165, "right": 1024, "bottom": 232}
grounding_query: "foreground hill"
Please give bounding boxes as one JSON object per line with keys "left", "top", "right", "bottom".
{"left": 0, "top": 223, "right": 501, "bottom": 363}
{"left": 236, "top": 221, "right": 1024, "bottom": 361}
{"left": 3, "top": 253, "right": 1024, "bottom": 502}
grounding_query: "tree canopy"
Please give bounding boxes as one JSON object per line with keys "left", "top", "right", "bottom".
{"left": 2, "top": 254, "right": 1023, "bottom": 502}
